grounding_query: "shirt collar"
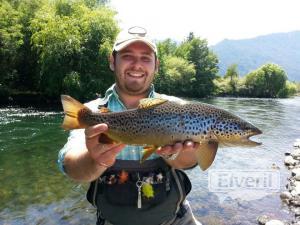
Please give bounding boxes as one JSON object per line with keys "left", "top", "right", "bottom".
{"left": 103, "top": 83, "right": 156, "bottom": 108}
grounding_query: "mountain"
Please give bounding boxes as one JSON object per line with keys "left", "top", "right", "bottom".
{"left": 211, "top": 31, "right": 300, "bottom": 81}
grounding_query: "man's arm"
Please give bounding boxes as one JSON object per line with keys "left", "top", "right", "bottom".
{"left": 63, "top": 147, "right": 107, "bottom": 182}
{"left": 60, "top": 124, "right": 125, "bottom": 182}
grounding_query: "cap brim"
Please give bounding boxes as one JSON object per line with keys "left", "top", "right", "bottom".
{"left": 113, "top": 38, "right": 157, "bottom": 53}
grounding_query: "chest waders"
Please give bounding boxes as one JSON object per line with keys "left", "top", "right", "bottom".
{"left": 86, "top": 158, "right": 192, "bottom": 225}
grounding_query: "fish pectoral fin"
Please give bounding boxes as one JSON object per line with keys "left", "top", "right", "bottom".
{"left": 98, "top": 133, "right": 116, "bottom": 144}
{"left": 61, "top": 95, "right": 91, "bottom": 130}
{"left": 195, "top": 141, "right": 218, "bottom": 171}
{"left": 138, "top": 98, "right": 168, "bottom": 109}
{"left": 141, "top": 145, "right": 157, "bottom": 163}
{"left": 99, "top": 107, "right": 111, "bottom": 113}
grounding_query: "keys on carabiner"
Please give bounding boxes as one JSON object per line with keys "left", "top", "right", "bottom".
{"left": 136, "top": 180, "right": 143, "bottom": 209}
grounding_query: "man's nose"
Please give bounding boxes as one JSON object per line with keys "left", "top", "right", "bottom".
{"left": 131, "top": 57, "right": 143, "bottom": 70}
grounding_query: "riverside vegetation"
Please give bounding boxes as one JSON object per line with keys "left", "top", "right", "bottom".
{"left": 0, "top": 0, "right": 299, "bottom": 105}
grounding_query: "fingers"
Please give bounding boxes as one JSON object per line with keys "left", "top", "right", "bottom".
{"left": 183, "top": 140, "right": 197, "bottom": 151}
{"left": 96, "top": 144, "right": 125, "bottom": 161}
{"left": 95, "top": 143, "right": 125, "bottom": 155}
{"left": 84, "top": 124, "right": 126, "bottom": 168}
{"left": 85, "top": 124, "right": 108, "bottom": 149}
{"left": 157, "top": 143, "right": 182, "bottom": 156}
{"left": 157, "top": 140, "right": 198, "bottom": 156}
{"left": 89, "top": 142, "right": 126, "bottom": 169}
{"left": 94, "top": 143, "right": 126, "bottom": 167}
{"left": 85, "top": 123, "right": 108, "bottom": 139}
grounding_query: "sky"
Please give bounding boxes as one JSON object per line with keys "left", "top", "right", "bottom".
{"left": 109, "top": 0, "right": 300, "bottom": 45}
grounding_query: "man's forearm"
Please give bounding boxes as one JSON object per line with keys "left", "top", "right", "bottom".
{"left": 64, "top": 148, "right": 107, "bottom": 182}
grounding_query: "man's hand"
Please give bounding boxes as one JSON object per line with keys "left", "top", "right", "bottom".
{"left": 84, "top": 124, "right": 125, "bottom": 169}
{"left": 156, "top": 141, "right": 199, "bottom": 169}
{"left": 156, "top": 141, "right": 199, "bottom": 158}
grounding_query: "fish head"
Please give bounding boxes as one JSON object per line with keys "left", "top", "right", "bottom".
{"left": 213, "top": 114, "right": 262, "bottom": 147}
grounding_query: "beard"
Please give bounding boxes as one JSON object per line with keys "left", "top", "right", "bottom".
{"left": 125, "top": 78, "right": 146, "bottom": 91}
{"left": 115, "top": 71, "right": 153, "bottom": 96}
{"left": 120, "top": 79, "right": 150, "bottom": 96}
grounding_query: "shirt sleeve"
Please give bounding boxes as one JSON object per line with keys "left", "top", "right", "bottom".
{"left": 57, "top": 129, "right": 86, "bottom": 174}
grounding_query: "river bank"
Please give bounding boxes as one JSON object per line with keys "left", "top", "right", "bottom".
{"left": 1, "top": 89, "right": 299, "bottom": 108}
{"left": 257, "top": 139, "right": 300, "bottom": 225}
{"left": 0, "top": 92, "right": 61, "bottom": 108}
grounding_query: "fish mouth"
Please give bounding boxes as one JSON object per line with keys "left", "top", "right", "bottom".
{"left": 245, "top": 128, "right": 263, "bottom": 146}
{"left": 246, "top": 137, "right": 262, "bottom": 146}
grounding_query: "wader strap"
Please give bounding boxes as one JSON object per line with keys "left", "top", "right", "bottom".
{"left": 161, "top": 168, "right": 185, "bottom": 225}
{"left": 96, "top": 210, "right": 105, "bottom": 225}
{"left": 92, "top": 178, "right": 99, "bottom": 207}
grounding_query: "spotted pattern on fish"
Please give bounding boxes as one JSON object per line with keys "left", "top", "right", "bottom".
{"left": 77, "top": 100, "right": 261, "bottom": 147}
{"left": 61, "top": 95, "right": 262, "bottom": 170}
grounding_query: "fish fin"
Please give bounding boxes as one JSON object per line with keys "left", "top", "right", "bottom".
{"left": 61, "top": 95, "right": 90, "bottom": 130}
{"left": 98, "top": 133, "right": 115, "bottom": 144}
{"left": 141, "top": 145, "right": 157, "bottom": 163}
{"left": 195, "top": 141, "right": 218, "bottom": 171}
{"left": 138, "top": 98, "right": 168, "bottom": 109}
{"left": 99, "top": 107, "right": 111, "bottom": 113}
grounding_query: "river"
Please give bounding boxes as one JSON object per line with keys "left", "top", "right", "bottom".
{"left": 0, "top": 96, "right": 299, "bottom": 225}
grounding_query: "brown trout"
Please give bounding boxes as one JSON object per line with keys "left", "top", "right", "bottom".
{"left": 61, "top": 95, "right": 262, "bottom": 170}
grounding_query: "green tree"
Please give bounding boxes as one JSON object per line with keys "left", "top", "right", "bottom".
{"left": 30, "top": 1, "right": 118, "bottom": 99}
{"left": 162, "top": 56, "right": 196, "bottom": 96}
{"left": 154, "top": 39, "right": 177, "bottom": 93}
{"left": 224, "top": 64, "right": 238, "bottom": 80}
{"left": 0, "top": 1, "right": 23, "bottom": 88}
{"left": 157, "top": 38, "right": 177, "bottom": 56}
{"left": 62, "top": 71, "right": 82, "bottom": 99}
{"left": 213, "top": 76, "right": 231, "bottom": 96}
{"left": 16, "top": 0, "right": 44, "bottom": 91}
{"left": 224, "top": 64, "right": 239, "bottom": 95}
{"left": 277, "top": 80, "right": 297, "bottom": 97}
{"left": 176, "top": 34, "right": 219, "bottom": 97}
{"left": 244, "top": 63, "right": 288, "bottom": 97}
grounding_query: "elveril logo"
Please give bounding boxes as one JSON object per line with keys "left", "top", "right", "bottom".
{"left": 208, "top": 170, "right": 280, "bottom": 193}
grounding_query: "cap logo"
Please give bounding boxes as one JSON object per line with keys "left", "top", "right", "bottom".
{"left": 128, "top": 26, "right": 147, "bottom": 37}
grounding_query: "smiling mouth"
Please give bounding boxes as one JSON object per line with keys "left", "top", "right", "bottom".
{"left": 127, "top": 71, "right": 145, "bottom": 78}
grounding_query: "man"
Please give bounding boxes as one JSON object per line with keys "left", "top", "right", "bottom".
{"left": 58, "top": 26, "right": 203, "bottom": 225}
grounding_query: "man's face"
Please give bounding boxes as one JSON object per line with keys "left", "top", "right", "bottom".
{"left": 110, "top": 42, "right": 158, "bottom": 96}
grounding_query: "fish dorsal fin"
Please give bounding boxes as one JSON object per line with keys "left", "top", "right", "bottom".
{"left": 138, "top": 98, "right": 168, "bottom": 109}
{"left": 195, "top": 141, "right": 219, "bottom": 171}
{"left": 99, "top": 107, "right": 111, "bottom": 113}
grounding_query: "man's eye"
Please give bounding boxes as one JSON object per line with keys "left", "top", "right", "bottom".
{"left": 122, "top": 55, "right": 133, "bottom": 60}
{"left": 142, "top": 57, "right": 151, "bottom": 62}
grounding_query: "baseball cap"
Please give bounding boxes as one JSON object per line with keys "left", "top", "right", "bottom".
{"left": 113, "top": 26, "right": 157, "bottom": 54}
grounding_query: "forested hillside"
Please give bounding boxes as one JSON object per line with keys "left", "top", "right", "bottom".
{"left": 211, "top": 31, "right": 300, "bottom": 81}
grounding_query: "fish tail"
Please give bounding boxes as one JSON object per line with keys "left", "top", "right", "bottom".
{"left": 61, "top": 95, "right": 90, "bottom": 130}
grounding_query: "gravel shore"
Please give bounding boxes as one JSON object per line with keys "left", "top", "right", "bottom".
{"left": 257, "top": 139, "right": 300, "bottom": 225}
